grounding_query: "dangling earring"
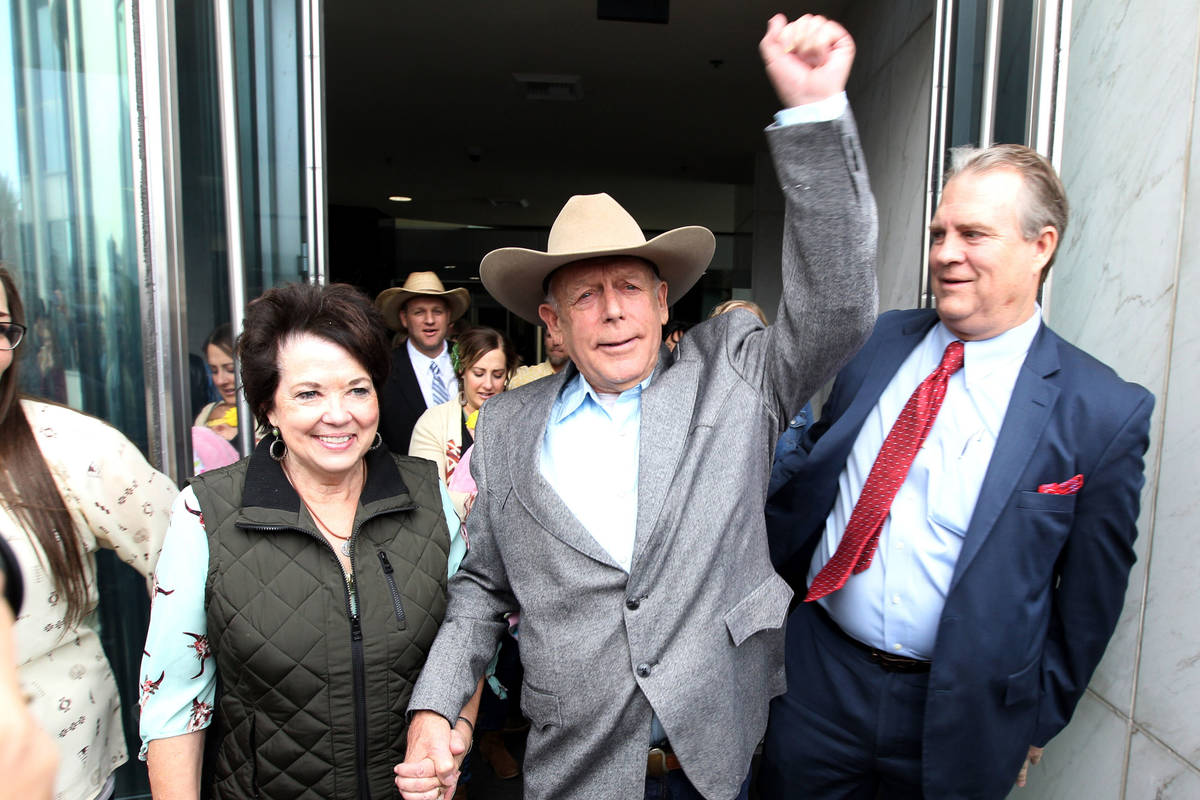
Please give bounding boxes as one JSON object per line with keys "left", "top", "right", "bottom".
{"left": 269, "top": 427, "right": 287, "bottom": 461}
{"left": 370, "top": 432, "right": 383, "bottom": 451}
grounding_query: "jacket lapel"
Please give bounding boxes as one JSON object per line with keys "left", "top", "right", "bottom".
{"left": 631, "top": 347, "right": 699, "bottom": 567}
{"left": 835, "top": 313, "right": 938, "bottom": 441}
{"left": 949, "top": 323, "right": 1061, "bottom": 592}
{"left": 504, "top": 366, "right": 623, "bottom": 569}
{"left": 397, "top": 349, "right": 429, "bottom": 413}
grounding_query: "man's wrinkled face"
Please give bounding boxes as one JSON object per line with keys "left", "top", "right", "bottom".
{"left": 929, "top": 168, "right": 1056, "bottom": 341}
{"left": 398, "top": 297, "right": 451, "bottom": 357}
{"left": 538, "top": 257, "right": 668, "bottom": 394}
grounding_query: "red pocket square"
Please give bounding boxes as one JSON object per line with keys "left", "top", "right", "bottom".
{"left": 1038, "top": 474, "right": 1084, "bottom": 495}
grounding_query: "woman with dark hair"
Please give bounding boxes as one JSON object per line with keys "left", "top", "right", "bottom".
{"left": 194, "top": 323, "right": 238, "bottom": 439}
{"left": 409, "top": 326, "right": 521, "bottom": 784}
{"left": 139, "top": 282, "right": 474, "bottom": 800}
{"left": 408, "top": 326, "right": 516, "bottom": 519}
{"left": 0, "top": 267, "right": 178, "bottom": 800}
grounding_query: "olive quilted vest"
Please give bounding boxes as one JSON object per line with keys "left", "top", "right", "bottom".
{"left": 191, "top": 442, "right": 450, "bottom": 799}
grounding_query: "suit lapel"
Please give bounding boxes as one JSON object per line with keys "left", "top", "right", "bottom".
{"left": 949, "top": 324, "right": 1061, "bottom": 592}
{"left": 833, "top": 313, "right": 938, "bottom": 442}
{"left": 398, "top": 349, "right": 429, "bottom": 412}
{"left": 505, "top": 366, "right": 622, "bottom": 569}
{"left": 631, "top": 348, "right": 699, "bottom": 567}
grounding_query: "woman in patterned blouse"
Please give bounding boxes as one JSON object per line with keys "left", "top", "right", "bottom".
{"left": 0, "top": 266, "right": 179, "bottom": 800}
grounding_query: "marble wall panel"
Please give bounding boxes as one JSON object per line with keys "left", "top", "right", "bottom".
{"left": 843, "top": 0, "right": 935, "bottom": 93}
{"left": 1048, "top": 0, "right": 1199, "bottom": 720}
{"left": 849, "top": 16, "right": 935, "bottom": 313}
{"left": 1011, "top": 693, "right": 1128, "bottom": 800}
{"left": 1124, "top": 732, "right": 1200, "bottom": 798}
{"left": 1129, "top": 24, "right": 1200, "bottom": 761}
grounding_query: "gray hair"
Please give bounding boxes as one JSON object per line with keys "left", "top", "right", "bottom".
{"left": 945, "top": 144, "right": 1069, "bottom": 277}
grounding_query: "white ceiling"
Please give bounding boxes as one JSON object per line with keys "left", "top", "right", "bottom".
{"left": 325, "top": 1, "right": 850, "bottom": 234}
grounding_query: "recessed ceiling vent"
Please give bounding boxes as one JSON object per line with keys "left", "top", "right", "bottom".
{"left": 513, "top": 73, "right": 583, "bottom": 102}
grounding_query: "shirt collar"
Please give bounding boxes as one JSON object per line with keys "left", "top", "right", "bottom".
{"left": 930, "top": 305, "right": 1042, "bottom": 384}
{"left": 554, "top": 371, "right": 653, "bottom": 424}
{"left": 407, "top": 338, "right": 449, "bottom": 369}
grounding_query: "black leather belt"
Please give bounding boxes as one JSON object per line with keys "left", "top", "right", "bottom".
{"left": 813, "top": 603, "right": 932, "bottom": 674}
{"left": 647, "top": 745, "right": 682, "bottom": 777}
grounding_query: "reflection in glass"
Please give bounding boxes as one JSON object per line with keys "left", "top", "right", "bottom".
{"left": 0, "top": 3, "right": 152, "bottom": 797}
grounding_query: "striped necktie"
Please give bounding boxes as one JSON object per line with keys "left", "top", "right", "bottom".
{"left": 430, "top": 361, "right": 450, "bottom": 405}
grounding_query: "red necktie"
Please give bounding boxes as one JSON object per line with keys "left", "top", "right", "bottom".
{"left": 806, "top": 340, "right": 965, "bottom": 602}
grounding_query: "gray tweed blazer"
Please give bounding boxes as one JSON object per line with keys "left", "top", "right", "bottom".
{"left": 409, "top": 109, "right": 879, "bottom": 800}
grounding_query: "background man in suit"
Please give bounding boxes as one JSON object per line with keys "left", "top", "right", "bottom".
{"left": 376, "top": 272, "right": 471, "bottom": 452}
{"left": 394, "top": 14, "right": 878, "bottom": 800}
{"left": 761, "top": 144, "right": 1154, "bottom": 799}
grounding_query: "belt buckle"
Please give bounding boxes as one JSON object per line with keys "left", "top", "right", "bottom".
{"left": 647, "top": 747, "right": 670, "bottom": 778}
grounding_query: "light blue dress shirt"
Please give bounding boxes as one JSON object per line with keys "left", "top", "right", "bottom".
{"left": 810, "top": 309, "right": 1042, "bottom": 659}
{"left": 540, "top": 372, "right": 650, "bottom": 573}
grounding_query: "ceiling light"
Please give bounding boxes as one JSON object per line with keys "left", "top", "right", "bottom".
{"left": 443, "top": 265, "right": 457, "bottom": 270}
{"left": 388, "top": 195, "right": 413, "bottom": 202}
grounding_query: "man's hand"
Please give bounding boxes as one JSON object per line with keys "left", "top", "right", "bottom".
{"left": 395, "top": 711, "right": 460, "bottom": 800}
{"left": 1015, "top": 745, "right": 1044, "bottom": 788}
{"left": 760, "top": 14, "right": 855, "bottom": 107}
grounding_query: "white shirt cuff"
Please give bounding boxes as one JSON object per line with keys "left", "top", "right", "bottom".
{"left": 772, "top": 92, "right": 848, "bottom": 127}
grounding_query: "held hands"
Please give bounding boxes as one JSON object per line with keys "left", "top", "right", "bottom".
{"left": 1015, "top": 745, "right": 1044, "bottom": 788}
{"left": 760, "top": 14, "right": 855, "bottom": 107}
{"left": 395, "top": 711, "right": 472, "bottom": 800}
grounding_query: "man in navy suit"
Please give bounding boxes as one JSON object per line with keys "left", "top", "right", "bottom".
{"left": 761, "top": 145, "right": 1153, "bottom": 799}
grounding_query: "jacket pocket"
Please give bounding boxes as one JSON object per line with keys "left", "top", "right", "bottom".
{"left": 1015, "top": 491, "right": 1078, "bottom": 513}
{"left": 520, "top": 682, "right": 562, "bottom": 731}
{"left": 1004, "top": 655, "right": 1042, "bottom": 707}
{"left": 723, "top": 573, "right": 794, "bottom": 647}
{"left": 376, "top": 551, "right": 408, "bottom": 630}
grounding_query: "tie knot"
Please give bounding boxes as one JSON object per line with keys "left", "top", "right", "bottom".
{"left": 939, "top": 340, "right": 965, "bottom": 374}
{"left": 430, "top": 362, "right": 441, "bottom": 376}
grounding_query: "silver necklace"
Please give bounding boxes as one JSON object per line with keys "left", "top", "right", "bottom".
{"left": 281, "top": 460, "right": 365, "bottom": 557}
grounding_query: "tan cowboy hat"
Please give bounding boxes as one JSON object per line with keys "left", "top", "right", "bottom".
{"left": 375, "top": 271, "right": 471, "bottom": 331}
{"left": 480, "top": 193, "right": 716, "bottom": 324}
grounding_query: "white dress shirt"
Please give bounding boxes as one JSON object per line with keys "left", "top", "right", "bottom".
{"left": 407, "top": 338, "right": 458, "bottom": 408}
{"left": 540, "top": 372, "right": 648, "bottom": 573}
{"left": 809, "top": 309, "right": 1042, "bottom": 659}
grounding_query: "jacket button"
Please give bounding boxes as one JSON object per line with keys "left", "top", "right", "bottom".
{"left": 636, "top": 663, "right": 652, "bottom": 678}
{"left": 626, "top": 598, "right": 640, "bottom": 611}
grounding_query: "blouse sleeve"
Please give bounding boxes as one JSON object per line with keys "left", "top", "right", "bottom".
{"left": 440, "top": 482, "right": 466, "bottom": 577}
{"left": 137, "top": 486, "right": 215, "bottom": 757}
{"left": 31, "top": 401, "right": 178, "bottom": 583}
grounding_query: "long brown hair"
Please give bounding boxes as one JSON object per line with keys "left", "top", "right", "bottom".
{"left": 0, "top": 267, "right": 87, "bottom": 628}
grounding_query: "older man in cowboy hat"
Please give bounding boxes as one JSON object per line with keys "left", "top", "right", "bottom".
{"left": 376, "top": 271, "right": 472, "bottom": 453}
{"left": 397, "top": 14, "right": 877, "bottom": 800}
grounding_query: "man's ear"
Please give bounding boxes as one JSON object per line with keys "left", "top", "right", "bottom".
{"left": 538, "top": 303, "right": 562, "bottom": 337}
{"left": 655, "top": 281, "right": 670, "bottom": 325}
{"left": 1032, "top": 226, "right": 1058, "bottom": 275}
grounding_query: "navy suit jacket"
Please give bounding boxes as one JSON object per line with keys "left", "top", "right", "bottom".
{"left": 377, "top": 346, "right": 428, "bottom": 454}
{"left": 768, "top": 308, "right": 1153, "bottom": 799}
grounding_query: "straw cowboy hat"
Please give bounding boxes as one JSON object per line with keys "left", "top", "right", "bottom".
{"left": 480, "top": 193, "right": 716, "bottom": 324}
{"left": 375, "top": 271, "right": 471, "bottom": 331}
